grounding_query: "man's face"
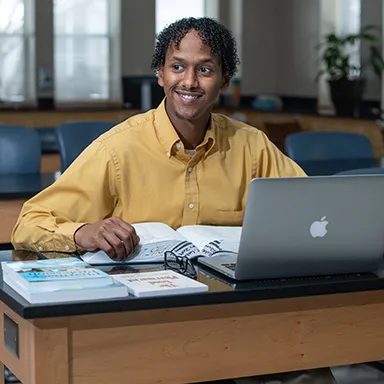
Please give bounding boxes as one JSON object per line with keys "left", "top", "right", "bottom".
{"left": 158, "top": 30, "right": 229, "bottom": 122}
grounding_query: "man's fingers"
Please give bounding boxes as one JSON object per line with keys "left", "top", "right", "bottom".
{"left": 111, "top": 218, "right": 138, "bottom": 242}
{"left": 103, "top": 231, "right": 126, "bottom": 261}
{"left": 97, "top": 238, "right": 117, "bottom": 260}
{"left": 113, "top": 227, "right": 137, "bottom": 259}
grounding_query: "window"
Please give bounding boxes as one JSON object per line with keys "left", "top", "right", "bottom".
{"left": 337, "top": 0, "right": 361, "bottom": 74}
{"left": 54, "top": 0, "right": 119, "bottom": 103}
{"left": 156, "top": 0, "right": 205, "bottom": 35}
{"left": 0, "top": 0, "right": 34, "bottom": 103}
{"left": 318, "top": 0, "right": 362, "bottom": 112}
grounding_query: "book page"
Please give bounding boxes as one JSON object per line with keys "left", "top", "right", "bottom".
{"left": 82, "top": 222, "right": 200, "bottom": 265}
{"left": 176, "top": 225, "right": 242, "bottom": 257}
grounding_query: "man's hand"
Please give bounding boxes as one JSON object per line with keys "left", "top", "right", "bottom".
{"left": 74, "top": 217, "right": 140, "bottom": 261}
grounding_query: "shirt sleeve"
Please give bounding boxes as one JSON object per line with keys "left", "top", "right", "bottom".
{"left": 12, "top": 140, "right": 119, "bottom": 253}
{"left": 255, "top": 131, "right": 307, "bottom": 178}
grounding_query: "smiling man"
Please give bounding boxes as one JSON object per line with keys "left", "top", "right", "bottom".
{"left": 13, "top": 17, "right": 305, "bottom": 260}
{"left": 11, "top": 16, "right": 336, "bottom": 384}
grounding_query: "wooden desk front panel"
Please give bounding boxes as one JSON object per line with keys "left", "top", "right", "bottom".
{"left": 1, "top": 291, "right": 384, "bottom": 383}
{"left": 68, "top": 292, "right": 384, "bottom": 383}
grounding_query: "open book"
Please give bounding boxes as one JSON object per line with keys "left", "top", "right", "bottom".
{"left": 82, "top": 222, "right": 241, "bottom": 265}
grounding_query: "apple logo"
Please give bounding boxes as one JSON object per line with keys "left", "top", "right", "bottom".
{"left": 310, "top": 216, "right": 329, "bottom": 238}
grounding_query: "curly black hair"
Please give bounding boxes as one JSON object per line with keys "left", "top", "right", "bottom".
{"left": 151, "top": 17, "right": 240, "bottom": 79}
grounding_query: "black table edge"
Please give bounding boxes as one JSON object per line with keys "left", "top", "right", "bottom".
{"left": 1, "top": 274, "right": 382, "bottom": 320}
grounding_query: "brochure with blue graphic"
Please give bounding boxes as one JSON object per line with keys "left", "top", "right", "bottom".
{"left": 2, "top": 257, "right": 114, "bottom": 292}
{"left": 3, "top": 274, "right": 128, "bottom": 304}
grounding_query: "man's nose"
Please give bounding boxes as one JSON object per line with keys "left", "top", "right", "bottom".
{"left": 181, "top": 68, "right": 198, "bottom": 89}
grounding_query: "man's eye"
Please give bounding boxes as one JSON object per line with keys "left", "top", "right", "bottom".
{"left": 199, "top": 67, "right": 212, "bottom": 73}
{"left": 173, "top": 64, "right": 183, "bottom": 71}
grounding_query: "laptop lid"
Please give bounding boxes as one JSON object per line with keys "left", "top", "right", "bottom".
{"left": 235, "top": 175, "right": 384, "bottom": 280}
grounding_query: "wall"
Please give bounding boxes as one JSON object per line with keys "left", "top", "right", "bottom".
{"left": 360, "top": 0, "right": 382, "bottom": 101}
{"left": 120, "top": 0, "right": 156, "bottom": 76}
{"left": 275, "top": 0, "right": 320, "bottom": 97}
{"left": 231, "top": 0, "right": 320, "bottom": 97}
{"left": 34, "top": 0, "right": 54, "bottom": 101}
{"left": 241, "top": 0, "right": 278, "bottom": 95}
{"left": 31, "top": 0, "right": 384, "bottom": 102}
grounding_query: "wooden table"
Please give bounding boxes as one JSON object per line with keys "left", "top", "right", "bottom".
{"left": 1, "top": 255, "right": 384, "bottom": 384}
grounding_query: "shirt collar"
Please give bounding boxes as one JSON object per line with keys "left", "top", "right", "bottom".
{"left": 154, "top": 98, "right": 181, "bottom": 158}
{"left": 154, "top": 98, "right": 217, "bottom": 158}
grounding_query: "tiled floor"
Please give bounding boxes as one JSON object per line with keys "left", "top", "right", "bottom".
{"left": 332, "top": 364, "right": 384, "bottom": 384}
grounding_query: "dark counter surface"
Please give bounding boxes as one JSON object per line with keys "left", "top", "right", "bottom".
{"left": 1, "top": 250, "right": 384, "bottom": 320}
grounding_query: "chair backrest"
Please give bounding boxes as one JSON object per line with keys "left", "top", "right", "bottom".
{"left": 285, "top": 131, "right": 374, "bottom": 162}
{"left": 336, "top": 167, "right": 384, "bottom": 176}
{"left": 56, "top": 121, "right": 115, "bottom": 171}
{"left": 263, "top": 120, "right": 303, "bottom": 153}
{"left": 0, "top": 125, "right": 41, "bottom": 174}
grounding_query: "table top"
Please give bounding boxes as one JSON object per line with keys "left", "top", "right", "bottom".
{"left": 0, "top": 172, "right": 59, "bottom": 199}
{"left": 1, "top": 250, "right": 384, "bottom": 320}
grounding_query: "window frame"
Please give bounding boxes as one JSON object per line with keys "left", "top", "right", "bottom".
{"left": 0, "top": 0, "right": 36, "bottom": 107}
{"left": 53, "top": 0, "right": 121, "bottom": 107}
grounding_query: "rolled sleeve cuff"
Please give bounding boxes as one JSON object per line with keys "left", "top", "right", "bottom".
{"left": 54, "top": 222, "right": 89, "bottom": 252}
{"left": 26, "top": 222, "right": 88, "bottom": 254}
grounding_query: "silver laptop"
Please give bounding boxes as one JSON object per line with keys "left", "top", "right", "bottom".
{"left": 198, "top": 175, "right": 384, "bottom": 280}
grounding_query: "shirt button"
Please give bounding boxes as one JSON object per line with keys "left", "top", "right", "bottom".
{"left": 38, "top": 246, "right": 43, "bottom": 251}
{"left": 187, "top": 167, "right": 193, "bottom": 173}
{"left": 175, "top": 143, "right": 181, "bottom": 149}
{"left": 65, "top": 245, "right": 70, "bottom": 251}
{"left": 189, "top": 203, "right": 195, "bottom": 209}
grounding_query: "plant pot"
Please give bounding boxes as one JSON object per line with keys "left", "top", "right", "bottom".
{"left": 328, "top": 78, "right": 366, "bottom": 117}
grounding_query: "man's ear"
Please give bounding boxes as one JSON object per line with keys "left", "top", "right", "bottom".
{"left": 220, "top": 73, "right": 230, "bottom": 92}
{"left": 158, "top": 66, "right": 164, "bottom": 87}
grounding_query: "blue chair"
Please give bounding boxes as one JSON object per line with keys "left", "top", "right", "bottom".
{"left": 0, "top": 125, "right": 41, "bottom": 174}
{"left": 56, "top": 121, "right": 115, "bottom": 171}
{"left": 285, "top": 132, "right": 374, "bottom": 162}
{"left": 336, "top": 167, "right": 384, "bottom": 175}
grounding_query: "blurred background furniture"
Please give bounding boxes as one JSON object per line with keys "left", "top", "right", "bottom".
{"left": 0, "top": 125, "right": 41, "bottom": 175}
{"left": 285, "top": 132, "right": 374, "bottom": 162}
{"left": 56, "top": 121, "right": 115, "bottom": 171}
{"left": 262, "top": 119, "right": 303, "bottom": 153}
{"left": 336, "top": 167, "right": 384, "bottom": 175}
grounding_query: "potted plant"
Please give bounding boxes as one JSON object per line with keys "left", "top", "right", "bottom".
{"left": 318, "top": 25, "right": 384, "bottom": 117}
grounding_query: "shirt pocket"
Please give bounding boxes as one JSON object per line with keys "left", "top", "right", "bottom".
{"left": 199, "top": 209, "right": 245, "bottom": 226}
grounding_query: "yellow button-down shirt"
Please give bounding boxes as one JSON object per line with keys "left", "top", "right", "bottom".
{"left": 12, "top": 100, "right": 305, "bottom": 253}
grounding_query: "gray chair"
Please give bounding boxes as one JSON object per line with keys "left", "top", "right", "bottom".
{"left": 0, "top": 125, "right": 41, "bottom": 174}
{"left": 56, "top": 121, "right": 115, "bottom": 172}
